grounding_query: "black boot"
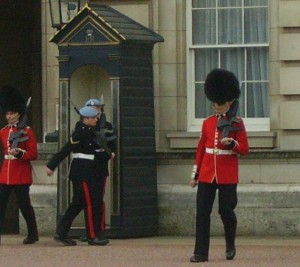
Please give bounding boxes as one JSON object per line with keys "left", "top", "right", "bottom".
{"left": 24, "top": 206, "right": 39, "bottom": 245}
{"left": 221, "top": 213, "right": 237, "bottom": 260}
{"left": 88, "top": 233, "right": 109, "bottom": 246}
{"left": 190, "top": 254, "right": 208, "bottom": 262}
{"left": 53, "top": 233, "right": 77, "bottom": 246}
{"left": 226, "top": 245, "right": 236, "bottom": 260}
{"left": 79, "top": 235, "right": 88, "bottom": 242}
{"left": 23, "top": 235, "right": 39, "bottom": 244}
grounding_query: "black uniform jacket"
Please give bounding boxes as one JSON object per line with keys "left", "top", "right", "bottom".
{"left": 47, "top": 124, "right": 98, "bottom": 181}
{"left": 94, "top": 120, "right": 116, "bottom": 176}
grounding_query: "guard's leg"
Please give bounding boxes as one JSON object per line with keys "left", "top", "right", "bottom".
{"left": 192, "top": 182, "right": 217, "bottom": 261}
{"left": 218, "top": 184, "right": 238, "bottom": 260}
{"left": 14, "top": 185, "right": 39, "bottom": 244}
{"left": 54, "top": 180, "right": 84, "bottom": 246}
{"left": 0, "top": 185, "right": 13, "bottom": 245}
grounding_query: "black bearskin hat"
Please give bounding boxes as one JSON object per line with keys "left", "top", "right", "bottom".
{"left": 204, "top": 69, "right": 240, "bottom": 104}
{"left": 0, "top": 85, "right": 26, "bottom": 115}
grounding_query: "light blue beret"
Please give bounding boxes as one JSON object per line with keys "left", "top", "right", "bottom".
{"left": 85, "top": 98, "right": 103, "bottom": 106}
{"left": 79, "top": 106, "right": 98, "bottom": 117}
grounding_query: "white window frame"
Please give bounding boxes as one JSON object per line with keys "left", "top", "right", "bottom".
{"left": 186, "top": 0, "right": 270, "bottom": 132}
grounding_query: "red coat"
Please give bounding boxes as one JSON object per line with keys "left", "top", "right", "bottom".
{"left": 0, "top": 125, "right": 37, "bottom": 185}
{"left": 194, "top": 115, "right": 249, "bottom": 184}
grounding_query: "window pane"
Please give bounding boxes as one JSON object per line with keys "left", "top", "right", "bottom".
{"left": 247, "top": 47, "right": 268, "bottom": 80}
{"left": 218, "top": 0, "right": 241, "bottom": 7}
{"left": 245, "top": 7, "right": 268, "bottom": 43}
{"left": 193, "top": 0, "right": 215, "bottom": 8}
{"left": 218, "top": 9, "right": 242, "bottom": 44}
{"left": 195, "top": 49, "right": 218, "bottom": 81}
{"left": 195, "top": 83, "right": 213, "bottom": 118}
{"left": 220, "top": 48, "right": 245, "bottom": 81}
{"left": 193, "top": 10, "right": 216, "bottom": 44}
{"left": 238, "top": 83, "right": 246, "bottom": 117}
{"left": 245, "top": 0, "right": 268, "bottom": 6}
{"left": 247, "top": 82, "right": 269, "bottom": 117}
{"left": 189, "top": 0, "right": 269, "bottom": 121}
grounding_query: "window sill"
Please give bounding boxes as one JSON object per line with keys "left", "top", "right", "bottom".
{"left": 166, "top": 131, "right": 276, "bottom": 149}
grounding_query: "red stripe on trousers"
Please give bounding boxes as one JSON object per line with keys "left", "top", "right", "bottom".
{"left": 82, "top": 180, "right": 96, "bottom": 239}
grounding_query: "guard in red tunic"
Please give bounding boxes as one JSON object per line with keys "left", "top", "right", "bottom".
{"left": 189, "top": 69, "right": 249, "bottom": 263}
{"left": 0, "top": 85, "right": 38, "bottom": 244}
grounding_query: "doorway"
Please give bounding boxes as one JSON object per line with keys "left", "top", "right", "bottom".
{"left": 69, "top": 65, "right": 112, "bottom": 231}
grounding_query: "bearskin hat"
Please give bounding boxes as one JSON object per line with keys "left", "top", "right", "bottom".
{"left": 204, "top": 69, "right": 240, "bottom": 104}
{"left": 0, "top": 85, "right": 26, "bottom": 115}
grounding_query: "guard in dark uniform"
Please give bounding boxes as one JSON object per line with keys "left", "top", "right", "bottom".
{"left": 46, "top": 106, "right": 109, "bottom": 246}
{"left": 85, "top": 98, "right": 116, "bottom": 234}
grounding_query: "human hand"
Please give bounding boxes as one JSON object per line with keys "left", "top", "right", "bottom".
{"left": 220, "top": 137, "right": 234, "bottom": 145}
{"left": 46, "top": 167, "right": 54, "bottom": 176}
{"left": 9, "top": 148, "right": 19, "bottom": 155}
{"left": 190, "top": 179, "right": 198, "bottom": 188}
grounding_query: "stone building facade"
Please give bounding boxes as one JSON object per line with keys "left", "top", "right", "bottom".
{"left": 2, "top": 0, "right": 300, "bottom": 236}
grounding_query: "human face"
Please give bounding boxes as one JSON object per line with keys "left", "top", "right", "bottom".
{"left": 6, "top": 111, "right": 20, "bottom": 125}
{"left": 83, "top": 116, "right": 98, "bottom": 127}
{"left": 212, "top": 101, "right": 232, "bottom": 114}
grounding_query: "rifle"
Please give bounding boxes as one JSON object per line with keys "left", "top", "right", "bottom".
{"left": 68, "top": 97, "right": 80, "bottom": 115}
{"left": 9, "top": 97, "right": 32, "bottom": 149}
{"left": 94, "top": 112, "right": 112, "bottom": 157}
{"left": 68, "top": 97, "right": 112, "bottom": 156}
{"left": 217, "top": 99, "right": 242, "bottom": 138}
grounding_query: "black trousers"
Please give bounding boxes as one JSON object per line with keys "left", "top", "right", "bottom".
{"left": 56, "top": 177, "right": 104, "bottom": 239}
{"left": 194, "top": 181, "right": 237, "bottom": 257}
{"left": 0, "top": 184, "right": 38, "bottom": 237}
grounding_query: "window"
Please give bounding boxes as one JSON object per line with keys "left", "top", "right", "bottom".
{"left": 187, "top": 0, "right": 269, "bottom": 131}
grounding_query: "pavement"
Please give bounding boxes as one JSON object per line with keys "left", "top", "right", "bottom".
{"left": 0, "top": 235, "right": 300, "bottom": 267}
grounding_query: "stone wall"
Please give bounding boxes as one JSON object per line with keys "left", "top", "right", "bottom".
{"left": 158, "top": 184, "right": 300, "bottom": 236}
{"left": 157, "top": 151, "right": 300, "bottom": 236}
{"left": 19, "top": 146, "right": 300, "bottom": 237}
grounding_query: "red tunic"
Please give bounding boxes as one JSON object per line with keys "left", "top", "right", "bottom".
{"left": 0, "top": 125, "right": 38, "bottom": 185}
{"left": 194, "top": 115, "right": 249, "bottom": 184}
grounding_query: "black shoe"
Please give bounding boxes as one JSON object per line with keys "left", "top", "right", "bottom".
{"left": 79, "top": 236, "right": 88, "bottom": 242}
{"left": 190, "top": 254, "right": 208, "bottom": 262}
{"left": 23, "top": 235, "right": 39, "bottom": 244}
{"left": 53, "top": 234, "right": 77, "bottom": 246}
{"left": 88, "top": 237, "right": 109, "bottom": 246}
{"left": 226, "top": 246, "right": 236, "bottom": 260}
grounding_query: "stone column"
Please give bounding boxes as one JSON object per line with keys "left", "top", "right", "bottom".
{"left": 110, "top": 77, "right": 121, "bottom": 217}
{"left": 57, "top": 77, "right": 70, "bottom": 220}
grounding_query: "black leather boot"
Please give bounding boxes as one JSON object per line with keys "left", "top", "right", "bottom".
{"left": 23, "top": 235, "right": 39, "bottom": 244}
{"left": 226, "top": 245, "right": 236, "bottom": 260}
{"left": 190, "top": 254, "right": 208, "bottom": 262}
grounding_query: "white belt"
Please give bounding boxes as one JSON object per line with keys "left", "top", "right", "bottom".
{"left": 205, "top": 148, "right": 235, "bottom": 155}
{"left": 4, "top": 155, "right": 17, "bottom": 160}
{"left": 72, "top": 153, "right": 94, "bottom": 160}
{"left": 95, "top": 148, "right": 105, "bottom": 152}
